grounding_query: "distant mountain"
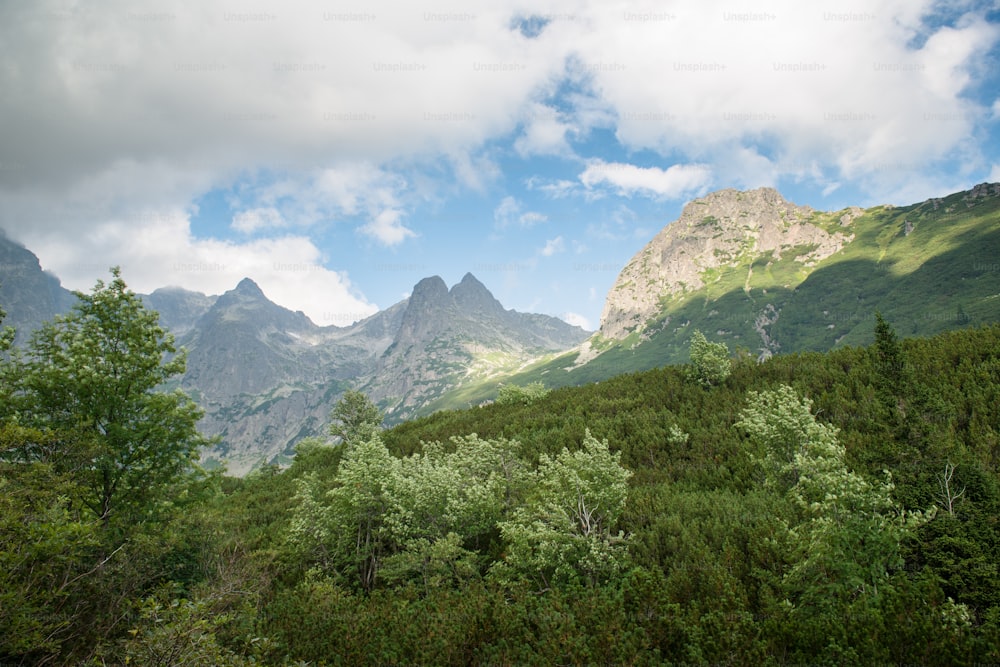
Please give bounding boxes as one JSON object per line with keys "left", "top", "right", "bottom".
{"left": 0, "top": 233, "right": 75, "bottom": 343}
{"left": 433, "top": 182, "right": 1000, "bottom": 405}
{"left": 0, "top": 235, "right": 588, "bottom": 473}
{"left": 142, "top": 286, "right": 217, "bottom": 337}
{"left": 361, "top": 273, "right": 590, "bottom": 418}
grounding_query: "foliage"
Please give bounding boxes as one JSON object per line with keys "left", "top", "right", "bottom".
{"left": 10, "top": 267, "right": 207, "bottom": 525}
{"left": 737, "top": 385, "right": 934, "bottom": 612}
{"left": 688, "top": 329, "right": 731, "bottom": 387}
{"left": 493, "top": 430, "right": 632, "bottom": 590}
{"left": 5, "top": 272, "right": 1000, "bottom": 663}
{"left": 495, "top": 380, "right": 550, "bottom": 405}
{"left": 328, "top": 389, "right": 384, "bottom": 448}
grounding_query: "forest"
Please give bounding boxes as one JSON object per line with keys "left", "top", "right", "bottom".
{"left": 2, "top": 270, "right": 1000, "bottom": 666}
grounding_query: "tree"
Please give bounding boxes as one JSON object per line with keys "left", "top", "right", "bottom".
{"left": 290, "top": 435, "right": 399, "bottom": 592}
{"left": 688, "top": 330, "right": 731, "bottom": 387}
{"left": 736, "top": 385, "right": 933, "bottom": 610}
{"left": 328, "top": 390, "right": 383, "bottom": 448}
{"left": 495, "top": 381, "right": 549, "bottom": 406}
{"left": 13, "top": 267, "right": 207, "bottom": 525}
{"left": 493, "top": 430, "right": 632, "bottom": 590}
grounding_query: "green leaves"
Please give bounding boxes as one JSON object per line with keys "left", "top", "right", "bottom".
{"left": 288, "top": 430, "right": 632, "bottom": 593}
{"left": 328, "top": 389, "right": 384, "bottom": 448}
{"left": 495, "top": 381, "right": 550, "bottom": 406}
{"left": 494, "top": 430, "right": 632, "bottom": 590}
{"left": 737, "top": 384, "right": 933, "bottom": 611}
{"left": 688, "top": 330, "right": 731, "bottom": 387}
{"left": 11, "top": 268, "right": 207, "bottom": 525}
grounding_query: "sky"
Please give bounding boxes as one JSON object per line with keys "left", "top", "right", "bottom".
{"left": 1, "top": 0, "right": 998, "bottom": 331}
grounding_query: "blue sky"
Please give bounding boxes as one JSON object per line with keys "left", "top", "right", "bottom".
{"left": 1, "top": 0, "right": 998, "bottom": 331}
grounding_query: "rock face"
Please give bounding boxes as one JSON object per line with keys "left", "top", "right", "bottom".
{"left": 599, "top": 188, "right": 851, "bottom": 339}
{"left": 143, "top": 287, "right": 217, "bottom": 337}
{"left": 362, "top": 273, "right": 589, "bottom": 418}
{"left": 177, "top": 279, "right": 405, "bottom": 473}
{"left": 0, "top": 233, "right": 75, "bottom": 343}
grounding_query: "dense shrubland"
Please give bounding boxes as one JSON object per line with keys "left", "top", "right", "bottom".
{"left": 3, "top": 271, "right": 1000, "bottom": 665}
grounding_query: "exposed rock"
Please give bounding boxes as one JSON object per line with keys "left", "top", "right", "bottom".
{"left": 598, "top": 187, "right": 851, "bottom": 340}
{"left": 0, "top": 233, "right": 76, "bottom": 343}
{"left": 362, "top": 274, "right": 589, "bottom": 418}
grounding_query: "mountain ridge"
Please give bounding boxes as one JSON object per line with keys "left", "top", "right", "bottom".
{"left": 3, "top": 181, "right": 998, "bottom": 472}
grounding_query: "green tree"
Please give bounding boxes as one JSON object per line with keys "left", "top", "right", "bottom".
{"left": 874, "top": 311, "right": 908, "bottom": 396}
{"left": 493, "top": 430, "right": 632, "bottom": 590}
{"left": 495, "top": 381, "right": 550, "bottom": 406}
{"left": 736, "top": 385, "right": 933, "bottom": 610}
{"left": 328, "top": 390, "right": 384, "bottom": 448}
{"left": 0, "top": 447, "right": 100, "bottom": 662}
{"left": 688, "top": 330, "right": 731, "bottom": 387}
{"left": 13, "top": 267, "right": 207, "bottom": 525}
{"left": 290, "top": 435, "right": 399, "bottom": 591}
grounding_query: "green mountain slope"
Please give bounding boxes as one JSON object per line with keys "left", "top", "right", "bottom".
{"left": 425, "top": 183, "right": 1000, "bottom": 412}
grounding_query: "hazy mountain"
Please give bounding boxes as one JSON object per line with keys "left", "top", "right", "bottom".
{"left": 173, "top": 272, "right": 584, "bottom": 473}
{"left": 142, "top": 286, "right": 217, "bottom": 337}
{"left": 361, "top": 273, "right": 590, "bottom": 418}
{"left": 0, "top": 233, "right": 75, "bottom": 343}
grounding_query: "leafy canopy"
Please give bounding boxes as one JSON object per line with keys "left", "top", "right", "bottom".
{"left": 12, "top": 267, "right": 207, "bottom": 524}
{"left": 688, "top": 330, "right": 731, "bottom": 387}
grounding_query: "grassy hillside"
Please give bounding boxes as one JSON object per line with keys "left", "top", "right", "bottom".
{"left": 422, "top": 187, "right": 1000, "bottom": 414}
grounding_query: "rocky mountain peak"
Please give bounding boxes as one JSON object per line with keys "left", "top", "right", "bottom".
{"left": 598, "top": 187, "right": 850, "bottom": 340}
{"left": 234, "top": 277, "right": 266, "bottom": 298}
{"left": 451, "top": 272, "right": 503, "bottom": 316}
{"left": 0, "top": 234, "right": 75, "bottom": 342}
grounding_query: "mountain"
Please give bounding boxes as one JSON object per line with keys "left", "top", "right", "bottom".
{"left": 176, "top": 273, "right": 584, "bottom": 473}
{"left": 588, "top": 183, "right": 1000, "bottom": 364}
{"left": 142, "top": 286, "right": 217, "bottom": 337}
{"left": 433, "top": 182, "right": 1000, "bottom": 404}
{"left": 361, "top": 273, "right": 590, "bottom": 418}
{"left": 176, "top": 278, "right": 405, "bottom": 474}
{"left": 0, "top": 236, "right": 587, "bottom": 473}
{"left": 0, "top": 233, "right": 75, "bottom": 343}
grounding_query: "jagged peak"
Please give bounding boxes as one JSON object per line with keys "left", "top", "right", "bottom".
{"left": 451, "top": 272, "right": 504, "bottom": 314}
{"left": 233, "top": 277, "right": 265, "bottom": 298}
{"left": 456, "top": 272, "right": 484, "bottom": 287}
{"left": 410, "top": 275, "right": 449, "bottom": 302}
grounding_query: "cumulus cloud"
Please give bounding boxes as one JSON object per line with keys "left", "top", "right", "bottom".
{"left": 494, "top": 196, "right": 548, "bottom": 228}
{"left": 580, "top": 161, "right": 713, "bottom": 199}
{"left": 0, "top": 0, "right": 995, "bottom": 323}
{"left": 6, "top": 212, "right": 377, "bottom": 326}
{"left": 359, "top": 209, "right": 417, "bottom": 246}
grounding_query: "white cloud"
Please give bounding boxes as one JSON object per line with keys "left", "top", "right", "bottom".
{"left": 359, "top": 209, "right": 416, "bottom": 246}
{"left": 988, "top": 164, "right": 1000, "bottom": 183}
{"left": 540, "top": 236, "right": 565, "bottom": 256}
{"left": 494, "top": 196, "right": 548, "bottom": 228}
{"left": 580, "top": 161, "right": 712, "bottom": 199}
{"left": 525, "top": 176, "right": 579, "bottom": 198}
{"left": 514, "top": 103, "right": 574, "bottom": 157}
{"left": 6, "top": 211, "right": 377, "bottom": 326}
{"left": 561, "top": 311, "right": 591, "bottom": 330}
